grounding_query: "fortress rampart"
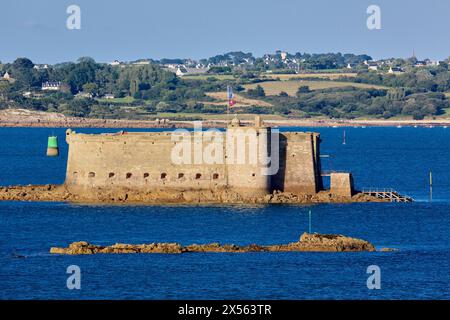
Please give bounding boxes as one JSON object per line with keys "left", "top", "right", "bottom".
{"left": 64, "top": 117, "right": 331, "bottom": 197}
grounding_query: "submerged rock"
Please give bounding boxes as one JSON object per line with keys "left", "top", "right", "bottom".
{"left": 50, "top": 232, "right": 377, "bottom": 255}
{"left": 379, "top": 247, "right": 398, "bottom": 252}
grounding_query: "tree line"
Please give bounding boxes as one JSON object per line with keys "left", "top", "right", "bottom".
{"left": 0, "top": 56, "right": 449, "bottom": 120}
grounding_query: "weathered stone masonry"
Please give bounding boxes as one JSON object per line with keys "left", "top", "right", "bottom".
{"left": 64, "top": 118, "right": 351, "bottom": 197}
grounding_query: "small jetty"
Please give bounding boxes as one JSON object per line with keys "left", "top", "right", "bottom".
{"left": 50, "top": 233, "right": 376, "bottom": 254}
{"left": 361, "top": 188, "right": 413, "bottom": 202}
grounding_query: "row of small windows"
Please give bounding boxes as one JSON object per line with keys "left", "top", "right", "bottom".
{"left": 85, "top": 172, "right": 220, "bottom": 180}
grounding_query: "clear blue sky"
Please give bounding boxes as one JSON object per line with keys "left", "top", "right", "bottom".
{"left": 0, "top": 0, "right": 449, "bottom": 64}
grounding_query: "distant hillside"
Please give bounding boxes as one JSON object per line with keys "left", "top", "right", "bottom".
{"left": 0, "top": 52, "right": 449, "bottom": 120}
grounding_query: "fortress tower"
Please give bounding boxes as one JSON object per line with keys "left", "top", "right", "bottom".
{"left": 272, "top": 131, "right": 322, "bottom": 194}
{"left": 225, "top": 116, "right": 271, "bottom": 196}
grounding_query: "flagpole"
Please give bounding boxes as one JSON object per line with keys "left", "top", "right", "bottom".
{"left": 226, "top": 85, "right": 230, "bottom": 117}
{"left": 227, "top": 85, "right": 234, "bottom": 118}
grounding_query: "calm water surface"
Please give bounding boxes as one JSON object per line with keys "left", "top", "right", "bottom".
{"left": 0, "top": 126, "right": 449, "bottom": 299}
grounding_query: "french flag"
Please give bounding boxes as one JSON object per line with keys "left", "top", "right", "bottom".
{"left": 227, "top": 85, "right": 236, "bottom": 107}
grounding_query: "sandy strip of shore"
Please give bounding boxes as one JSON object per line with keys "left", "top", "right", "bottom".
{"left": 2, "top": 109, "right": 450, "bottom": 128}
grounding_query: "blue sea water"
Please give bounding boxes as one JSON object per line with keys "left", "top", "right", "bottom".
{"left": 0, "top": 126, "right": 449, "bottom": 300}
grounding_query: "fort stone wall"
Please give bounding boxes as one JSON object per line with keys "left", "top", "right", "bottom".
{"left": 64, "top": 119, "right": 324, "bottom": 196}
{"left": 65, "top": 130, "right": 229, "bottom": 192}
{"left": 330, "top": 173, "right": 354, "bottom": 197}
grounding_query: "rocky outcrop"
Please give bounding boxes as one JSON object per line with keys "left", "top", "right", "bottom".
{"left": 0, "top": 185, "right": 71, "bottom": 202}
{"left": 50, "top": 232, "right": 376, "bottom": 255}
{"left": 50, "top": 241, "right": 184, "bottom": 254}
{"left": 379, "top": 247, "right": 398, "bottom": 252}
{"left": 0, "top": 184, "right": 384, "bottom": 204}
{"left": 294, "top": 233, "right": 376, "bottom": 252}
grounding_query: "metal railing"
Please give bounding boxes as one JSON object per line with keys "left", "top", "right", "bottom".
{"left": 361, "top": 188, "right": 413, "bottom": 202}
{"left": 361, "top": 188, "right": 395, "bottom": 193}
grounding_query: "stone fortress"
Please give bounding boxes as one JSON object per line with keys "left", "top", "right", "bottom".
{"left": 64, "top": 116, "right": 355, "bottom": 199}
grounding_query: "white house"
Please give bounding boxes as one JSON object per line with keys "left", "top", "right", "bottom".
{"left": 109, "top": 60, "right": 122, "bottom": 66}
{"left": 388, "top": 67, "right": 404, "bottom": 74}
{"left": 170, "top": 66, "right": 209, "bottom": 77}
{"left": 132, "top": 60, "right": 150, "bottom": 65}
{"left": 33, "top": 64, "right": 49, "bottom": 70}
{"left": 364, "top": 61, "right": 379, "bottom": 71}
{"left": 176, "top": 67, "right": 188, "bottom": 77}
{"left": 22, "top": 91, "right": 44, "bottom": 98}
{"left": 414, "top": 61, "right": 427, "bottom": 67}
{"left": 41, "top": 81, "right": 61, "bottom": 91}
{"left": 1, "top": 71, "right": 16, "bottom": 83}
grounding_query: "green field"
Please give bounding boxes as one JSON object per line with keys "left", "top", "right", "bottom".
{"left": 244, "top": 80, "right": 387, "bottom": 96}
{"left": 96, "top": 96, "right": 136, "bottom": 103}
{"left": 183, "top": 71, "right": 356, "bottom": 81}
{"left": 181, "top": 74, "right": 235, "bottom": 81}
{"left": 263, "top": 72, "right": 357, "bottom": 81}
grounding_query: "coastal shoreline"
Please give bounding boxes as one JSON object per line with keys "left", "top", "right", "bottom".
{"left": 1, "top": 109, "right": 450, "bottom": 128}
